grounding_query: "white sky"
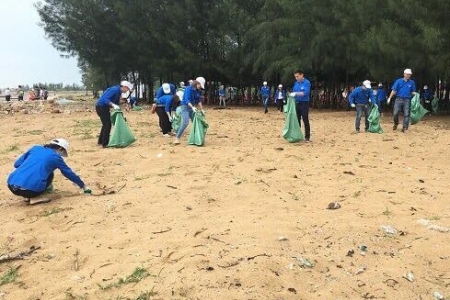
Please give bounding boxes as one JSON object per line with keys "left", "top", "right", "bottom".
{"left": 0, "top": 0, "right": 81, "bottom": 88}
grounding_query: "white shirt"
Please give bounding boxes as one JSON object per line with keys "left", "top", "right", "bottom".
{"left": 5, "top": 89, "right": 10, "bottom": 96}
{"left": 277, "top": 90, "right": 283, "bottom": 99}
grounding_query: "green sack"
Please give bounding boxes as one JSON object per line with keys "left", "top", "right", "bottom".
{"left": 171, "top": 106, "right": 183, "bottom": 132}
{"left": 132, "top": 105, "right": 143, "bottom": 111}
{"left": 431, "top": 97, "right": 439, "bottom": 113}
{"left": 410, "top": 94, "right": 428, "bottom": 125}
{"left": 368, "top": 104, "right": 383, "bottom": 133}
{"left": 108, "top": 110, "right": 137, "bottom": 148}
{"left": 282, "top": 96, "right": 303, "bottom": 143}
{"left": 187, "top": 111, "right": 209, "bottom": 146}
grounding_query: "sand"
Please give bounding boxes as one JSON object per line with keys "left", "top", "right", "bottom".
{"left": 0, "top": 104, "right": 449, "bottom": 300}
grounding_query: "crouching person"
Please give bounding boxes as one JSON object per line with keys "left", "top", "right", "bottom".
{"left": 7, "top": 138, "right": 91, "bottom": 205}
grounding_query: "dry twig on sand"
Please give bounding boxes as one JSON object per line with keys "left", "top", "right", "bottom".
{"left": 0, "top": 246, "right": 40, "bottom": 264}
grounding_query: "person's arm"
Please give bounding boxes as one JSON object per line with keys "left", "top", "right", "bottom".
{"left": 369, "top": 89, "right": 376, "bottom": 103}
{"left": 411, "top": 81, "right": 417, "bottom": 96}
{"left": 349, "top": 91, "right": 355, "bottom": 105}
{"left": 165, "top": 97, "right": 173, "bottom": 119}
{"left": 56, "top": 157, "right": 85, "bottom": 188}
{"left": 13, "top": 148, "right": 31, "bottom": 168}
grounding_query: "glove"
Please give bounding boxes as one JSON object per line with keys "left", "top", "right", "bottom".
{"left": 289, "top": 92, "right": 296, "bottom": 97}
{"left": 351, "top": 103, "right": 356, "bottom": 108}
{"left": 192, "top": 107, "right": 197, "bottom": 113}
{"left": 83, "top": 186, "right": 92, "bottom": 194}
{"left": 201, "top": 109, "right": 205, "bottom": 115}
{"left": 168, "top": 116, "right": 173, "bottom": 122}
{"left": 112, "top": 104, "right": 120, "bottom": 110}
{"left": 387, "top": 98, "right": 391, "bottom": 105}
{"left": 369, "top": 99, "right": 372, "bottom": 103}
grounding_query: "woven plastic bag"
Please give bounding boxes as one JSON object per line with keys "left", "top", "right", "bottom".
{"left": 187, "top": 111, "right": 209, "bottom": 146}
{"left": 108, "top": 110, "right": 136, "bottom": 148}
{"left": 171, "top": 106, "right": 183, "bottom": 132}
{"left": 410, "top": 94, "right": 428, "bottom": 125}
{"left": 368, "top": 104, "right": 383, "bottom": 133}
{"left": 431, "top": 97, "right": 439, "bottom": 113}
{"left": 282, "top": 96, "right": 303, "bottom": 142}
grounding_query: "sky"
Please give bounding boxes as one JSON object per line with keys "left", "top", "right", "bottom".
{"left": 0, "top": 0, "right": 82, "bottom": 88}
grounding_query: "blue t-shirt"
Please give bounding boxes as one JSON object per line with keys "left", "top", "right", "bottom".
{"left": 293, "top": 78, "right": 311, "bottom": 102}
{"left": 260, "top": 86, "right": 270, "bottom": 97}
{"left": 7, "top": 145, "right": 85, "bottom": 192}
{"left": 181, "top": 85, "right": 201, "bottom": 106}
{"left": 96, "top": 85, "right": 121, "bottom": 107}
{"left": 157, "top": 95, "right": 174, "bottom": 112}
{"left": 392, "top": 78, "right": 416, "bottom": 99}
{"left": 349, "top": 86, "right": 375, "bottom": 105}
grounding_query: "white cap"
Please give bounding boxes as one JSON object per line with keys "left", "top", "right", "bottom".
{"left": 404, "top": 68, "right": 412, "bottom": 75}
{"left": 363, "top": 80, "right": 371, "bottom": 89}
{"left": 278, "top": 84, "right": 283, "bottom": 88}
{"left": 179, "top": 81, "right": 185, "bottom": 87}
{"left": 195, "top": 77, "right": 206, "bottom": 89}
{"left": 378, "top": 83, "right": 382, "bottom": 87}
{"left": 188, "top": 79, "right": 194, "bottom": 84}
{"left": 162, "top": 83, "right": 171, "bottom": 94}
{"left": 424, "top": 85, "right": 428, "bottom": 89}
{"left": 120, "top": 80, "right": 133, "bottom": 91}
{"left": 263, "top": 81, "right": 267, "bottom": 85}
{"left": 50, "top": 138, "right": 69, "bottom": 157}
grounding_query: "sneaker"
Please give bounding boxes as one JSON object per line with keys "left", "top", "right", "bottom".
{"left": 173, "top": 139, "right": 180, "bottom": 145}
{"left": 401, "top": 128, "right": 406, "bottom": 133}
{"left": 162, "top": 134, "right": 170, "bottom": 138}
{"left": 305, "top": 139, "right": 311, "bottom": 143}
{"left": 356, "top": 129, "right": 360, "bottom": 133}
{"left": 393, "top": 124, "right": 398, "bottom": 131}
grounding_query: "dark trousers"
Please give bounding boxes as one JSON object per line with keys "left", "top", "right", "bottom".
{"left": 277, "top": 98, "right": 285, "bottom": 112}
{"left": 96, "top": 105, "right": 111, "bottom": 147}
{"left": 296, "top": 102, "right": 311, "bottom": 140}
{"left": 5, "top": 95, "right": 11, "bottom": 101}
{"left": 8, "top": 173, "right": 54, "bottom": 199}
{"left": 156, "top": 107, "right": 172, "bottom": 134}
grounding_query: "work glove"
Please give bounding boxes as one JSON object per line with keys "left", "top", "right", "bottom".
{"left": 201, "top": 109, "right": 206, "bottom": 115}
{"left": 387, "top": 98, "right": 391, "bottom": 105}
{"left": 351, "top": 103, "right": 356, "bottom": 108}
{"left": 168, "top": 115, "right": 173, "bottom": 122}
{"left": 192, "top": 107, "right": 198, "bottom": 113}
{"left": 368, "top": 99, "right": 372, "bottom": 103}
{"left": 289, "top": 92, "right": 296, "bottom": 97}
{"left": 82, "top": 186, "right": 92, "bottom": 194}
{"left": 112, "top": 104, "right": 120, "bottom": 110}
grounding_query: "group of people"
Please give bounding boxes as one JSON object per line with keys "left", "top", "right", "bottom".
{"left": 1, "top": 86, "right": 49, "bottom": 101}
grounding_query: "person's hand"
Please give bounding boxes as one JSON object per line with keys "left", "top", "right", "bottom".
{"left": 168, "top": 115, "right": 173, "bottom": 122}
{"left": 83, "top": 186, "right": 92, "bottom": 194}
{"left": 112, "top": 104, "right": 120, "bottom": 110}
{"left": 192, "top": 106, "right": 198, "bottom": 113}
{"left": 289, "top": 92, "right": 296, "bottom": 97}
{"left": 369, "top": 99, "right": 372, "bottom": 103}
{"left": 201, "top": 109, "right": 205, "bottom": 115}
{"left": 387, "top": 98, "right": 391, "bottom": 105}
{"left": 351, "top": 103, "right": 356, "bottom": 108}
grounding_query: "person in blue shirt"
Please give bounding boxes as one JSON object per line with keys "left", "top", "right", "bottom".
{"left": 349, "top": 80, "right": 375, "bottom": 132}
{"left": 376, "top": 83, "right": 387, "bottom": 114}
{"left": 218, "top": 85, "right": 226, "bottom": 107}
{"left": 156, "top": 94, "right": 180, "bottom": 136}
{"left": 96, "top": 81, "right": 133, "bottom": 147}
{"left": 421, "top": 85, "right": 433, "bottom": 115}
{"left": 156, "top": 83, "right": 176, "bottom": 99}
{"left": 274, "top": 84, "right": 286, "bottom": 112}
{"left": 290, "top": 69, "right": 312, "bottom": 142}
{"left": 387, "top": 69, "right": 416, "bottom": 132}
{"left": 260, "top": 81, "right": 271, "bottom": 114}
{"left": 7, "top": 138, "right": 91, "bottom": 205}
{"left": 174, "top": 77, "right": 206, "bottom": 144}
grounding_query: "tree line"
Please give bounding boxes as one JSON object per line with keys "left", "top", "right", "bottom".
{"left": 36, "top": 0, "right": 450, "bottom": 103}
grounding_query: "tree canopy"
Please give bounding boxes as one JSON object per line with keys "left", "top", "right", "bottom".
{"left": 36, "top": 0, "right": 450, "bottom": 91}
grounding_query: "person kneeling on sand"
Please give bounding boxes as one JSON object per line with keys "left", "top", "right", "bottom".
{"left": 7, "top": 138, "right": 91, "bottom": 205}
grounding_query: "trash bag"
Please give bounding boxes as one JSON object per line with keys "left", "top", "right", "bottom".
{"left": 368, "top": 104, "right": 383, "bottom": 133}
{"left": 410, "top": 94, "right": 428, "bottom": 125}
{"left": 431, "top": 97, "right": 439, "bottom": 113}
{"left": 108, "top": 110, "right": 136, "bottom": 148}
{"left": 187, "top": 111, "right": 209, "bottom": 146}
{"left": 171, "top": 106, "right": 183, "bottom": 132}
{"left": 132, "top": 105, "right": 143, "bottom": 111}
{"left": 282, "top": 96, "right": 303, "bottom": 142}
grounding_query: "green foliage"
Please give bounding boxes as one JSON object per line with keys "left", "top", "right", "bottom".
{"left": 98, "top": 267, "right": 151, "bottom": 290}
{"left": 0, "top": 267, "right": 18, "bottom": 286}
{"left": 36, "top": 0, "right": 450, "bottom": 90}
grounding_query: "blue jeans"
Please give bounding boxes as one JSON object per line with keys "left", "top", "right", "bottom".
{"left": 393, "top": 98, "right": 410, "bottom": 129}
{"left": 176, "top": 105, "right": 194, "bottom": 139}
{"left": 355, "top": 103, "right": 369, "bottom": 131}
{"left": 262, "top": 96, "right": 269, "bottom": 110}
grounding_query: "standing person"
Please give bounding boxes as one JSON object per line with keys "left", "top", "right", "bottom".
{"left": 218, "top": 85, "right": 226, "bottom": 107}
{"left": 156, "top": 83, "right": 176, "bottom": 99}
{"left": 274, "top": 84, "right": 286, "bottom": 112}
{"left": 376, "top": 83, "right": 387, "bottom": 115}
{"left": 43, "top": 88, "right": 49, "bottom": 100}
{"left": 289, "top": 69, "right": 312, "bottom": 142}
{"left": 156, "top": 94, "right": 179, "bottom": 137}
{"left": 5, "top": 87, "right": 11, "bottom": 101}
{"left": 421, "top": 85, "right": 433, "bottom": 115}
{"left": 7, "top": 138, "right": 91, "bottom": 205}
{"left": 174, "top": 77, "right": 206, "bottom": 145}
{"left": 18, "top": 85, "right": 24, "bottom": 101}
{"left": 95, "top": 81, "right": 133, "bottom": 147}
{"left": 387, "top": 69, "right": 416, "bottom": 132}
{"left": 260, "top": 81, "right": 270, "bottom": 113}
{"left": 348, "top": 80, "right": 375, "bottom": 132}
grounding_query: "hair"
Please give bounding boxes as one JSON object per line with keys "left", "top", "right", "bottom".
{"left": 172, "top": 95, "right": 181, "bottom": 108}
{"left": 294, "top": 69, "right": 304, "bottom": 75}
{"left": 43, "top": 143, "right": 66, "bottom": 155}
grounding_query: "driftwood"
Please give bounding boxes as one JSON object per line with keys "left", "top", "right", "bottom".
{"left": 0, "top": 246, "right": 41, "bottom": 263}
